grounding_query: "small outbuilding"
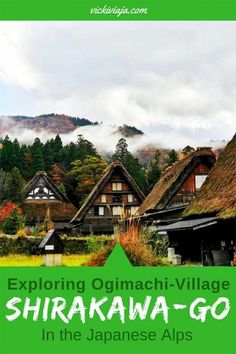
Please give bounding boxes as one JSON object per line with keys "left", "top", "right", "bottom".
{"left": 39, "top": 229, "right": 64, "bottom": 266}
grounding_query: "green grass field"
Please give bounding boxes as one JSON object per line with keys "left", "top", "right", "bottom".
{"left": 0, "top": 254, "right": 93, "bottom": 267}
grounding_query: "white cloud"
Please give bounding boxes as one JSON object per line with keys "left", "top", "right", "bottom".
{"left": 0, "top": 21, "right": 236, "bottom": 147}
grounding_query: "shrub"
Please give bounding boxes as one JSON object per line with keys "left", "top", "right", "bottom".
{"left": 0, "top": 202, "right": 19, "bottom": 222}
{"left": 16, "top": 228, "right": 27, "bottom": 237}
{"left": 86, "top": 243, "right": 115, "bottom": 266}
{"left": 85, "top": 226, "right": 159, "bottom": 266}
{"left": 118, "top": 225, "right": 159, "bottom": 266}
{"left": 86, "top": 237, "right": 107, "bottom": 253}
{"left": 63, "top": 236, "right": 113, "bottom": 255}
{"left": 2, "top": 207, "right": 25, "bottom": 235}
{"left": 0, "top": 236, "right": 42, "bottom": 256}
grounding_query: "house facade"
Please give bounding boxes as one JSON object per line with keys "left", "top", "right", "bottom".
{"left": 23, "top": 171, "right": 78, "bottom": 229}
{"left": 138, "top": 147, "right": 216, "bottom": 222}
{"left": 69, "top": 161, "right": 145, "bottom": 235}
{"left": 157, "top": 135, "right": 236, "bottom": 265}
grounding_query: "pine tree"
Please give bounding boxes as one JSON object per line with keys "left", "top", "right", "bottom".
{"left": 112, "top": 138, "right": 148, "bottom": 193}
{"left": 147, "top": 150, "right": 162, "bottom": 190}
{"left": 77, "top": 134, "right": 97, "bottom": 161}
{"left": 32, "top": 148, "right": 45, "bottom": 174}
{"left": 2, "top": 207, "right": 25, "bottom": 235}
{"left": 52, "top": 134, "right": 63, "bottom": 163}
{"left": 43, "top": 141, "right": 53, "bottom": 172}
{"left": 166, "top": 149, "right": 179, "bottom": 166}
{"left": 182, "top": 145, "right": 195, "bottom": 156}
{"left": 4, "top": 167, "right": 24, "bottom": 203}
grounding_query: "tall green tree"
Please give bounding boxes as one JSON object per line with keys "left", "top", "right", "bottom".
{"left": 4, "top": 167, "right": 24, "bottom": 203}
{"left": 2, "top": 207, "right": 25, "bottom": 235}
{"left": 166, "top": 149, "right": 179, "bottom": 166}
{"left": 112, "top": 138, "right": 148, "bottom": 193}
{"left": 146, "top": 150, "right": 162, "bottom": 191}
{"left": 69, "top": 156, "right": 108, "bottom": 201}
{"left": 32, "top": 148, "right": 45, "bottom": 174}
{"left": 77, "top": 134, "right": 97, "bottom": 161}
{"left": 182, "top": 145, "right": 195, "bottom": 156}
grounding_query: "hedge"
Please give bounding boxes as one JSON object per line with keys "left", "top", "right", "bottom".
{"left": 0, "top": 235, "right": 113, "bottom": 256}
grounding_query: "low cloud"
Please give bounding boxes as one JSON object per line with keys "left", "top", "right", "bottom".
{"left": 0, "top": 22, "right": 236, "bottom": 146}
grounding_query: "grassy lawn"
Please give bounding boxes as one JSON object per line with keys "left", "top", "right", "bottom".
{"left": 0, "top": 254, "right": 93, "bottom": 267}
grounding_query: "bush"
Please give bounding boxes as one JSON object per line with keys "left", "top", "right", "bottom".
{"left": 63, "top": 236, "right": 112, "bottom": 254}
{"left": 85, "top": 226, "right": 159, "bottom": 266}
{"left": 86, "top": 243, "right": 115, "bottom": 266}
{"left": 0, "top": 236, "right": 42, "bottom": 256}
{"left": 2, "top": 207, "right": 25, "bottom": 235}
{"left": 118, "top": 226, "right": 159, "bottom": 266}
{"left": 16, "top": 229, "right": 27, "bottom": 237}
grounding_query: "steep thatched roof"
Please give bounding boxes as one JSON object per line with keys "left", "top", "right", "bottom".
{"left": 24, "top": 171, "right": 68, "bottom": 202}
{"left": 183, "top": 134, "right": 236, "bottom": 219}
{"left": 23, "top": 200, "right": 78, "bottom": 222}
{"left": 138, "top": 148, "right": 215, "bottom": 215}
{"left": 70, "top": 161, "right": 145, "bottom": 224}
{"left": 24, "top": 171, "right": 78, "bottom": 222}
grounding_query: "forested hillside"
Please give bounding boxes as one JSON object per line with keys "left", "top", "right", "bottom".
{"left": 0, "top": 133, "right": 182, "bottom": 209}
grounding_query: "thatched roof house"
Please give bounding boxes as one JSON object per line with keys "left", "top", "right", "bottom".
{"left": 138, "top": 147, "right": 216, "bottom": 216}
{"left": 23, "top": 171, "right": 78, "bottom": 228}
{"left": 70, "top": 161, "right": 145, "bottom": 234}
{"left": 183, "top": 134, "right": 236, "bottom": 219}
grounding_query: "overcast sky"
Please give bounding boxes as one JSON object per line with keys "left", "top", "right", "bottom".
{"left": 0, "top": 21, "right": 235, "bottom": 148}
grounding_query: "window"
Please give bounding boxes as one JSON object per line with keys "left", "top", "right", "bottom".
{"left": 112, "top": 182, "right": 122, "bottom": 191}
{"left": 128, "top": 194, "right": 133, "bottom": 202}
{"left": 130, "top": 206, "right": 139, "bottom": 216}
{"left": 94, "top": 206, "right": 105, "bottom": 216}
{"left": 112, "top": 206, "right": 122, "bottom": 216}
{"left": 112, "top": 195, "right": 122, "bottom": 203}
{"left": 195, "top": 175, "right": 207, "bottom": 190}
{"left": 101, "top": 194, "right": 107, "bottom": 203}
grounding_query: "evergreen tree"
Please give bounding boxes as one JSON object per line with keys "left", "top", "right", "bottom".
{"left": 4, "top": 167, "right": 24, "bottom": 203}
{"left": 77, "top": 134, "right": 97, "bottom": 161}
{"left": 69, "top": 156, "right": 107, "bottom": 201}
{"left": 43, "top": 142, "right": 53, "bottom": 172}
{"left": 2, "top": 207, "right": 25, "bottom": 235}
{"left": 32, "top": 148, "right": 45, "bottom": 174}
{"left": 182, "top": 145, "right": 195, "bottom": 156}
{"left": 52, "top": 134, "right": 63, "bottom": 163}
{"left": 146, "top": 150, "right": 162, "bottom": 191}
{"left": 166, "top": 149, "right": 179, "bottom": 166}
{"left": 0, "top": 169, "right": 9, "bottom": 203}
{"left": 112, "top": 138, "right": 148, "bottom": 193}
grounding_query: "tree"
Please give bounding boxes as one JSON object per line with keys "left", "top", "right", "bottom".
{"left": 166, "top": 149, "right": 178, "bottom": 166}
{"left": 43, "top": 142, "right": 54, "bottom": 172}
{"left": 4, "top": 167, "right": 24, "bottom": 203}
{"left": 52, "top": 134, "right": 63, "bottom": 163}
{"left": 77, "top": 134, "right": 97, "bottom": 161}
{"left": 50, "top": 164, "right": 65, "bottom": 185}
{"left": 2, "top": 207, "right": 25, "bottom": 235}
{"left": 32, "top": 148, "right": 45, "bottom": 174}
{"left": 70, "top": 156, "right": 108, "bottom": 200}
{"left": 182, "top": 145, "right": 195, "bottom": 156}
{"left": 0, "top": 169, "right": 9, "bottom": 203}
{"left": 146, "top": 150, "right": 162, "bottom": 191}
{"left": 112, "top": 138, "right": 148, "bottom": 193}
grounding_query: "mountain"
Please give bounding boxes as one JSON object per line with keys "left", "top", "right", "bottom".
{"left": 0, "top": 113, "right": 98, "bottom": 134}
{"left": 0, "top": 114, "right": 143, "bottom": 137}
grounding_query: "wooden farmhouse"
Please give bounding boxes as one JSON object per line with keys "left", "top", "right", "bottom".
{"left": 23, "top": 171, "right": 78, "bottom": 229}
{"left": 138, "top": 147, "right": 216, "bottom": 222}
{"left": 69, "top": 161, "right": 145, "bottom": 235}
{"left": 157, "top": 134, "right": 236, "bottom": 265}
